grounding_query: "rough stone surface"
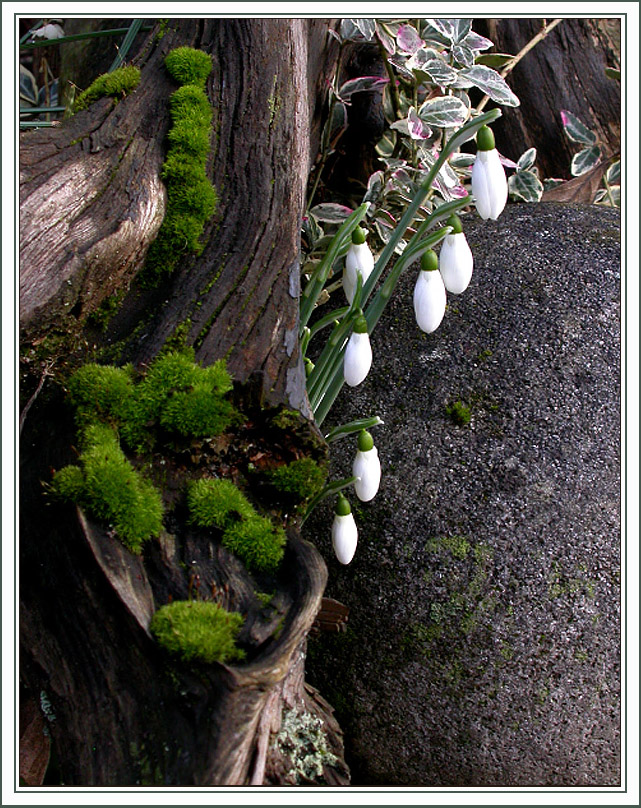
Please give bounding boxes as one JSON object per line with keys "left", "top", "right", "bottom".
{"left": 304, "top": 202, "right": 621, "bottom": 787}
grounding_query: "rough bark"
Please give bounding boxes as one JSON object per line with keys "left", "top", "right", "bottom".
{"left": 19, "top": 17, "right": 347, "bottom": 786}
{"left": 473, "top": 18, "right": 621, "bottom": 180}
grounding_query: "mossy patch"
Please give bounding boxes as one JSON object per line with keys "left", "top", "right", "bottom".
{"left": 267, "top": 457, "right": 328, "bottom": 503}
{"left": 150, "top": 599, "right": 245, "bottom": 664}
{"left": 140, "top": 48, "right": 216, "bottom": 287}
{"left": 446, "top": 400, "right": 471, "bottom": 426}
{"left": 73, "top": 65, "right": 141, "bottom": 112}
{"left": 50, "top": 423, "right": 163, "bottom": 553}
{"left": 187, "top": 477, "right": 286, "bottom": 572}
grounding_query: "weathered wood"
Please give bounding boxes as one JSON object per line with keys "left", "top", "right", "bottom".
{"left": 19, "top": 17, "right": 346, "bottom": 786}
{"left": 473, "top": 18, "right": 621, "bottom": 180}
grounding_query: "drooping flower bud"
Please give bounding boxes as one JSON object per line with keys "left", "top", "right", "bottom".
{"left": 471, "top": 125, "right": 508, "bottom": 221}
{"left": 413, "top": 250, "right": 446, "bottom": 334}
{"left": 331, "top": 493, "right": 358, "bottom": 564}
{"left": 343, "top": 226, "right": 374, "bottom": 304}
{"left": 344, "top": 313, "right": 372, "bottom": 387}
{"left": 352, "top": 429, "right": 381, "bottom": 502}
{"left": 439, "top": 214, "right": 474, "bottom": 294}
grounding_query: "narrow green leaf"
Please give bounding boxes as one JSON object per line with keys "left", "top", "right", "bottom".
{"left": 475, "top": 53, "right": 514, "bottom": 68}
{"left": 301, "top": 476, "right": 358, "bottom": 524}
{"left": 325, "top": 416, "right": 384, "bottom": 444}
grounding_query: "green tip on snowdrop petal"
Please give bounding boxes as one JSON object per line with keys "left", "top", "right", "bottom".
{"left": 351, "top": 226, "right": 367, "bottom": 245}
{"left": 446, "top": 214, "right": 463, "bottom": 234}
{"left": 357, "top": 429, "right": 374, "bottom": 452}
{"left": 420, "top": 249, "right": 439, "bottom": 272}
{"left": 476, "top": 125, "right": 496, "bottom": 151}
{"left": 353, "top": 314, "right": 368, "bottom": 334}
{"left": 335, "top": 493, "right": 351, "bottom": 516}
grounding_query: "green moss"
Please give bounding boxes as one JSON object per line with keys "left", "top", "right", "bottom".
{"left": 187, "top": 478, "right": 254, "bottom": 529}
{"left": 150, "top": 600, "right": 244, "bottom": 664}
{"left": 160, "top": 384, "right": 235, "bottom": 437}
{"left": 74, "top": 65, "right": 141, "bottom": 112}
{"left": 51, "top": 424, "right": 163, "bottom": 553}
{"left": 67, "top": 362, "right": 135, "bottom": 427}
{"left": 223, "top": 515, "right": 286, "bottom": 573}
{"left": 425, "top": 534, "right": 471, "bottom": 560}
{"left": 86, "top": 290, "right": 126, "bottom": 332}
{"left": 446, "top": 400, "right": 471, "bottom": 426}
{"left": 267, "top": 457, "right": 327, "bottom": 502}
{"left": 164, "top": 47, "right": 212, "bottom": 88}
{"left": 139, "top": 49, "right": 216, "bottom": 288}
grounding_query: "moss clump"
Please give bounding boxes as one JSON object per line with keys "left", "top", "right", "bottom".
{"left": 187, "top": 478, "right": 286, "bottom": 573}
{"left": 267, "top": 457, "right": 327, "bottom": 503}
{"left": 73, "top": 65, "right": 141, "bottom": 112}
{"left": 150, "top": 600, "right": 245, "bottom": 664}
{"left": 50, "top": 424, "right": 163, "bottom": 553}
{"left": 425, "top": 534, "right": 471, "bottom": 560}
{"left": 187, "top": 478, "right": 254, "bottom": 528}
{"left": 446, "top": 400, "right": 471, "bottom": 426}
{"left": 164, "top": 46, "right": 212, "bottom": 89}
{"left": 65, "top": 351, "right": 237, "bottom": 452}
{"left": 140, "top": 48, "right": 216, "bottom": 287}
{"left": 223, "top": 516, "right": 286, "bottom": 574}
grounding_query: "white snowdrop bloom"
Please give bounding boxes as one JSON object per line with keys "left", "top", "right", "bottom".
{"left": 343, "top": 227, "right": 374, "bottom": 304}
{"left": 439, "top": 214, "right": 474, "bottom": 294}
{"left": 352, "top": 430, "right": 381, "bottom": 502}
{"left": 344, "top": 314, "right": 372, "bottom": 387}
{"left": 331, "top": 494, "right": 358, "bottom": 565}
{"left": 471, "top": 125, "right": 508, "bottom": 221}
{"left": 32, "top": 20, "right": 65, "bottom": 40}
{"left": 413, "top": 249, "right": 446, "bottom": 334}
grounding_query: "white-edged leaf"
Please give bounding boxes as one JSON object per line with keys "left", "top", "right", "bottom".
{"left": 363, "top": 170, "right": 384, "bottom": 205}
{"left": 425, "top": 18, "right": 456, "bottom": 41}
{"left": 338, "top": 75, "right": 389, "bottom": 101}
{"left": 396, "top": 23, "right": 424, "bottom": 55}
{"left": 606, "top": 160, "right": 620, "bottom": 184}
{"left": 508, "top": 170, "right": 543, "bottom": 202}
{"left": 452, "top": 19, "right": 472, "bottom": 43}
{"left": 457, "top": 65, "right": 520, "bottom": 106}
{"left": 375, "top": 130, "right": 396, "bottom": 157}
{"left": 407, "top": 106, "right": 432, "bottom": 140}
{"left": 353, "top": 18, "right": 376, "bottom": 40}
{"left": 418, "top": 95, "right": 469, "bottom": 127}
{"left": 571, "top": 145, "right": 602, "bottom": 176}
{"left": 377, "top": 24, "right": 396, "bottom": 54}
{"left": 420, "top": 58, "right": 458, "bottom": 86}
{"left": 560, "top": 110, "right": 597, "bottom": 145}
{"left": 449, "top": 152, "right": 476, "bottom": 168}
{"left": 452, "top": 43, "right": 475, "bottom": 67}
{"left": 605, "top": 67, "right": 621, "bottom": 81}
{"left": 517, "top": 147, "right": 537, "bottom": 171}
{"left": 463, "top": 31, "right": 494, "bottom": 52}
{"left": 309, "top": 203, "right": 354, "bottom": 223}
{"left": 543, "top": 178, "right": 564, "bottom": 191}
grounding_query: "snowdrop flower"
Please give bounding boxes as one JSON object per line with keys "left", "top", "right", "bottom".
{"left": 439, "top": 214, "right": 474, "bottom": 294}
{"left": 32, "top": 20, "right": 65, "bottom": 40}
{"left": 343, "top": 226, "right": 374, "bottom": 304}
{"left": 471, "top": 125, "right": 508, "bottom": 221}
{"left": 352, "top": 430, "right": 381, "bottom": 502}
{"left": 331, "top": 494, "right": 358, "bottom": 565}
{"left": 413, "top": 250, "right": 446, "bottom": 334}
{"left": 344, "top": 313, "right": 372, "bottom": 387}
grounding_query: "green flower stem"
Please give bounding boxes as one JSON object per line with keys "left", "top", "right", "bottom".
{"left": 109, "top": 19, "right": 145, "bottom": 72}
{"left": 299, "top": 203, "right": 369, "bottom": 333}
{"left": 20, "top": 26, "right": 152, "bottom": 49}
{"left": 300, "top": 475, "right": 357, "bottom": 525}
{"left": 324, "top": 416, "right": 384, "bottom": 444}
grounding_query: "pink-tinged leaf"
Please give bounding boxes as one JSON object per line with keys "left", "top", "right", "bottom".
{"left": 463, "top": 31, "right": 494, "bottom": 51}
{"left": 407, "top": 106, "right": 432, "bottom": 140}
{"left": 309, "top": 203, "right": 354, "bottom": 223}
{"left": 560, "top": 109, "right": 597, "bottom": 145}
{"left": 338, "top": 75, "right": 389, "bottom": 102}
{"left": 397, "top": 24, "right": 424, "bottom": 55}
{"left": 377, "top": 25, "right": 396, "bottom": 54}
{"left": 498, "top": 151, "right": 518, "bottom": 169}
{"left": 449, "top": 184, "right": 469, "bottom": 198}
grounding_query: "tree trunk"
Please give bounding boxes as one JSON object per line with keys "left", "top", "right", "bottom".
{"left": 19, "top": 17, "right": 349, "bottom": 786}
{"left": 473, "top": 18, "right": 621, "bottom": 179}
